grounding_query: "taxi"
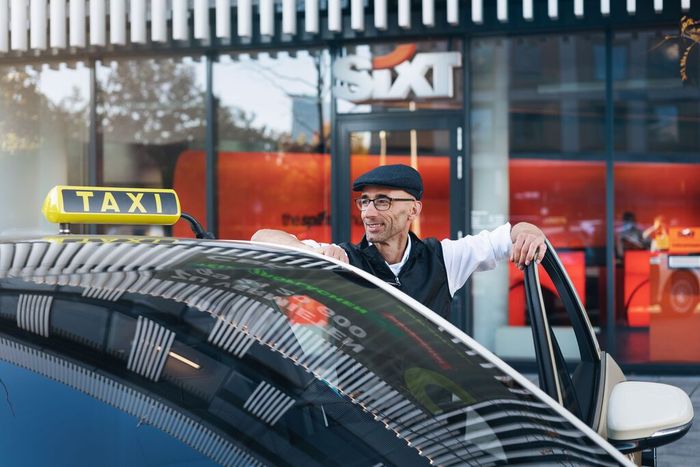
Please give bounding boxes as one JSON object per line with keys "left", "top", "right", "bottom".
{"left": 0, "top": 186, "right": 692, "bottom": 466}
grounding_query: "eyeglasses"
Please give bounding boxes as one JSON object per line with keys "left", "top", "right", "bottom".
{"left": 355, "top": 196, "right": 415, "bottom": 211}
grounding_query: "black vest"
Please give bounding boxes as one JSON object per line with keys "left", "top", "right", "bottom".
{"left": 340, "top": 232, "right": 452, "bottom": 318}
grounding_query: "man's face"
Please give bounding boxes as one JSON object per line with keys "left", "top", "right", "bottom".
{"left": 358, "top": 186, "right": 421, "bottom": 244}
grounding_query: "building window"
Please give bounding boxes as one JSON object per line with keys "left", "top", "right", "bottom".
{"left": 97, "top": 57, "right": 207, "bottom": 236}
{"left": 0, "top": 65, "right": 89, "bottom": 235}
{"left": 181, "top": 51, "right": 333, "bottom": 242}
{"left": 613, "top": 29, "right": 700, "bottom": 364}
{"left": 614, "top": 30, "right": 700, "bottom": 155}
{"left": 470, "top": 33, "right": 606, "bottom": 359}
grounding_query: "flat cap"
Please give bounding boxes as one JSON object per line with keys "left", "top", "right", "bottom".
{"left": 352, "top": 164, "right": 424, "bottom": 200}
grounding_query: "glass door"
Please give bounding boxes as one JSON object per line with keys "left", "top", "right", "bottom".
{"left": 346, "top": 128, "right": 452, "bottom": 242}
{"left": 336, "top": 112, "right": 466, "bottom": 328}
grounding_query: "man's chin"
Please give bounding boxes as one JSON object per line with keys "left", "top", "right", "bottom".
{"left": 364, "top": 232, "right": 384, "bottom": 243}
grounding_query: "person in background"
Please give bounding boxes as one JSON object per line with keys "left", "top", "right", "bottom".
{"left": 643, "top": 215, "right": 670, "bottom": 252}
{"left": 614, "top": 211, "right": 650, "bottom": 324}
{"left": 615, "top": 211, "right": 649, "bottom": 259}
{"left": 252, "top": 164, "right": 546, "bottom": 319}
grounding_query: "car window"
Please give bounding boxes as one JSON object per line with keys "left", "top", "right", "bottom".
{"left": 0, "top": 358, "right": 226, "bottom": 467}
{"left": 0, "top": 239, "right": 627, "bottom": 466}
{"left": 535, "top": 252, "right": 600, "bottom": 427}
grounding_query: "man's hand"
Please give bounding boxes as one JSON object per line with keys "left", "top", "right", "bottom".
{"left": 313, "top": 245, "right": 349, "bottom": 263}
{"left": 510, "top": 222, "right": 546, "bottom": 270}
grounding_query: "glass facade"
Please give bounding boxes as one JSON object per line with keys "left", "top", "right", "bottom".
{"left": 471, "top": 34, "right": 608, "bottom": 354}
{"left": 614, "top": 30, "right": 700, "bottom": 155}
{"left": 1, "top": 18, "right": 698, "bottom": 368}
{"left": 96, "top": 57, "right": 207, "bottom": 236}
{"left": 0, "top": 65, "right": 89, "bottom": 236}
{"left": 613, "top": 30, "right": 700, "bottom": 363}
{"left": 471, "top": 29, "right": 700, "bottom": 365}
{"left": 506, "top": 34, "right": 606, "bottom": 155}
{"left": 195, "top": 51, "right": 333, "bottom": 242}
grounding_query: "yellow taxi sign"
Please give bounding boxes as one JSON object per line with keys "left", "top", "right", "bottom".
{"left": 42, "top": 186, "right": 181, "bottom": 225}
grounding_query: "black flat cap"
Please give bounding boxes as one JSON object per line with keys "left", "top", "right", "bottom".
{"left": 352, "top": 164, "right": 424, "bottom": 200}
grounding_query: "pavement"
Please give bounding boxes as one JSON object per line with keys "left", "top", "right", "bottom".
{"left": 627, "top": 374, "right": 700, "bottom": 467}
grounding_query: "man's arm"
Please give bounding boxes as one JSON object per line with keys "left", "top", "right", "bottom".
{"left": 510, "top": 222, "right": 547, "bottom": 269}
{"left": 440, "top": 224, "right": 512, "bottom": 296}
{"left": 251, "top": 229, "right": 349, "bottom": 263}
{"left": 440, "top": 222, "right": 547, "bottom": 296}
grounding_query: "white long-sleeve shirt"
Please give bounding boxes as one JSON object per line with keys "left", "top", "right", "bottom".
{"left": 440, "top": 223, "right": 512, "bottom": 296}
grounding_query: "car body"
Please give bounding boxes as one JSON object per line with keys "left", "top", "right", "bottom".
{"left": 0, "top": 186, "right": 692, "bottom": 466}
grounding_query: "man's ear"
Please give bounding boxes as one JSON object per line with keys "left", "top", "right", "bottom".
{"left": 411, "top": 201, "right": 423, "bottom": 218}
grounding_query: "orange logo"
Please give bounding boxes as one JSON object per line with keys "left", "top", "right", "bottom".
{"left": 371, "top": 43, "right": 418, "bottom": 69}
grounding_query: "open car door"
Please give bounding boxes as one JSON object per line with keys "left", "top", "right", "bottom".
{"left": 523, "top": 240, "right": 694, "bottom": 466}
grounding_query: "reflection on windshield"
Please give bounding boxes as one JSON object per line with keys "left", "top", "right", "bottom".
{"left": 0, "top": 240, "right": 626, "bottom": 466}
{"left": 0, "top": 348, "right": 241, "bottom": 467}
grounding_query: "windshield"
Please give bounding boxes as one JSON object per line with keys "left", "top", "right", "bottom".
{"left": 0, "top": 239, "right": 626, "bottom": 466}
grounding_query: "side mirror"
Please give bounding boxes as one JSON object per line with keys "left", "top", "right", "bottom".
{"left": 607, "top": 381, "right": 694, "bottom": 454}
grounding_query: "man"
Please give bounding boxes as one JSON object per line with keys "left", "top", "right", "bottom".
{"left": 252, "top": 164, "right": 546, "bottom": 318}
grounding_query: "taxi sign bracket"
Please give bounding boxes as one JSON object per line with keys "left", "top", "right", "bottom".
{"left": 181, "top": 212, "right": 215, "bottom": 239}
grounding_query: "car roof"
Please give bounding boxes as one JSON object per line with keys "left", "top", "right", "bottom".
{"left": 0, "top": 235, "right": 632, "bottom": 466}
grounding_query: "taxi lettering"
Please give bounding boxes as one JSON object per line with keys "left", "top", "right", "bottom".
{"left": 65, "top": 190, "right": 170, "bottom": 214}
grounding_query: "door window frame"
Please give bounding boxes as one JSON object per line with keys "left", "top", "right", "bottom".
{"left": 335, "top": 111, "right": 467, "bottom": 329}
{"left": 524, "top": 239, "right": 603, "bottom": 426}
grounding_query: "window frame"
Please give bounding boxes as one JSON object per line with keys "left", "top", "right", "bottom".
{"left": 524, "top": 239, "right": 603, "bottom": 426}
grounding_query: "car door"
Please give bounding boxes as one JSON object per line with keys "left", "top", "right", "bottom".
{"left": 522, "top": 239, "right": 608, "bottom": 430}
{"left": 522, "top": 240, "right": 696, "bottom": 466}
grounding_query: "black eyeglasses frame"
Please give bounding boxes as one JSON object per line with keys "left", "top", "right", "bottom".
{"left": 354, "top": 196, "right": 416, "bottom": 211}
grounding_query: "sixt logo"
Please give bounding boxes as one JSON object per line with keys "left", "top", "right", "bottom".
{"left": 333, "top": 44, "right": 462, "bottom": 102}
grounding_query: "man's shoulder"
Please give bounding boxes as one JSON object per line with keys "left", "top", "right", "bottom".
{"left": 411, "top": 234, "right": 444, "bottom": 255}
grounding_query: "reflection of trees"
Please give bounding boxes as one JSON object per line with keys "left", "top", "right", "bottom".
{"left": 98, "top": 59, "right": 206, "bottom": 145}
{"left": 227, "top": 50, "right": 331, "bottom": 154}
{"left": 0, "top": 69, "right": 53, "bottom": 152}
{"left": 218, "top": 105, "right": 278, "bottom": 151}
{"left": 94, "top": 58, "right": 281, "bottom": 189}
{"left": 97, "top": 59, "right": 279, "bottom": 148}
{"left": 0, "top": 67, "right": 88, "bottom": 190}
{"left": 0, "top": 53, "right": 329, "bottom": 170}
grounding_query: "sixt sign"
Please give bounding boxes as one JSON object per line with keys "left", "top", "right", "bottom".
{"left": 333, "top": 44, "right": 462, "bottom": 102}
{"left": 42, "top": 185, "right": 181, "bottom": 225}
